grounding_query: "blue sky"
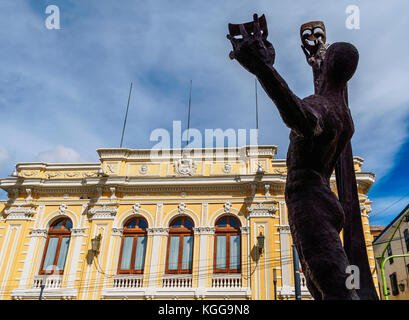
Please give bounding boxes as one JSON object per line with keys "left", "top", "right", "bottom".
{"left": 0, "top": 0, "right": 407, "bottom": 226}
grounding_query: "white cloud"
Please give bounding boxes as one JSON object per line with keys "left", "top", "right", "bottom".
{"left": 37, "top": 145, "right": 83, "bottom": 163}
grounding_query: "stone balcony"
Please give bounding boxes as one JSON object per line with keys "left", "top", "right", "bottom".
{"left": 100, "top": 273, "right": 250, "bottom": 299}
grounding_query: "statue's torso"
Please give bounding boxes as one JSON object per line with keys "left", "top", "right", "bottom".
{"left": 286, "top": 94, "right": 354, "bottom": 190}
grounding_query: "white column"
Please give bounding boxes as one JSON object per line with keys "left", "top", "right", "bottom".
{"left": 0, "top": 224, "right": 22, "bottom": 299}
{"left": 65, "top": 228, "right": 87, "bottom": 290}
{"left": 147, "top": 228, "right": 168, "bottom": 290}
{"left": 277, "top": 201, "right": 292, "bottom": 298}
{"left": 18, "top": 228, "right": 47, "bottom": 289}
{"left": 195, "top": 227, "right": 215, "bottom": 289}
{"left": 278, "top": 225, "right": 292, "bottom": 298}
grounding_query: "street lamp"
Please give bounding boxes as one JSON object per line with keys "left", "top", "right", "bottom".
{"left": 91, "top": 234, "right": 102, "bottom": 254}
{"left": 257, "top": 231, "right": 265, "bottom": 255}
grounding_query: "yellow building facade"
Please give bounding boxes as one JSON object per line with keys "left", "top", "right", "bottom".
{"left": 0, "top": 145, "right": 377, "bottom": 300}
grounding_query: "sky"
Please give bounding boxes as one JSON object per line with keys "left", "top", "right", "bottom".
{"left": 0, "top": 0, "right": 407, "bottom": 226}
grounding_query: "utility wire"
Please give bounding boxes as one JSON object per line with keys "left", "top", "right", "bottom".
{"left": 0, "top": 250, "right": 297, "bottom": 294}
{"left": 0, "top": 256, "right": 297, "bottom": 296}
{"left": 369, "top": 191, "right": 409, "bottom": 218}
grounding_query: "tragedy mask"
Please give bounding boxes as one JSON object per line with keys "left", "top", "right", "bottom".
{"left": 300, "top": 21, "right": 326, "bottom": 58}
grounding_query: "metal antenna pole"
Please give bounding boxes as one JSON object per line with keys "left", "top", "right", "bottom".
{"left": 292, "top": 244, "right": 302, "bottom": 300}
{"left": 273, "top": 268, "right": 277, "bottom": 300}
{"left": 39, "top": 284, "right": 45, "bottom": 300}
{"left": 120, "top": 82, "right": 133, "bottom": 148}
{"left": 185, "top": 80, "right": 192, "bottom": 148}
{"left": 255, "top": 78, "right": 259, "bottom": 145}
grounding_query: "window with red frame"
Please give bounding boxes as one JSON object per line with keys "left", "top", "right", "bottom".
{"left": 214, "top": 216, "right": 241, "bottom": 273}
{"left": 165, "top": 216, "right": 194, "bottom": 274}
{"left": 39, "top": 218, "right": 72, "bottom": 275}
{"left": 118, "top": 217, "right": 148, "bottom": 274}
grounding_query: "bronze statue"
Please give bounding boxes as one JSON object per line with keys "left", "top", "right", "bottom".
{"left": 227, "top": 14, "right": 378, "bottom": 300}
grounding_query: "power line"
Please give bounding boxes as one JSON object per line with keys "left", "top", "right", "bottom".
{"left": 0, "top": 255, "right": 297, "bottom": 296}
{"left": 369, "top": 191, "right": 409, "bottom": 218}
{"left": 0, "top": 248, "right": 298, "bottom": 295}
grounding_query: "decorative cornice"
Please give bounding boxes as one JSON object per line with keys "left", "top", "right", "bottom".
{"left": 29, "top": 228, "right": 48, "bottom": 238}
{"left": 359, "top": 200, "right": 372, "bottom": 214}
{"left": 88, "top": 205, "right": 118, "bottom": 220}
{"left": 147, "top": 227, "right": 169, "bottom": 236}
{"left": 71, "top": 228, "right": 87, "bottom": 237}
{"left": 0, "top": 175, "right": 288, "bottom": 195}
{"left": 111, "top": 227, "right": 124, "bottom": 236}
{"left": 97, "top": 145, "right": 277, "bottom": 162}
{"left": 240, "top": 227, "right": 250, "bottom": 234}
{"left": 278, "top": 225, "right": 291, "bottom": 234}
{"left": 273, "top": 168, "right": 286, "bottom": 175}
{"left": 4, "top": 206, "right": 37, "bottom": 220}
{"left": 193, "top": 227, "right": 215, "bottom": 235}
{"left": 247, "top": 202, "right": 279, "bottom": 218}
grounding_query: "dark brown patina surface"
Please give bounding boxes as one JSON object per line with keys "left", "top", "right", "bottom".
{"left": 227, "top": 14, "right": 378, "bottom": 300}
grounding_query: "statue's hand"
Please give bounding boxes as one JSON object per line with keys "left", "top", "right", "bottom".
{"left": 227, "top": 14, "right": 275, "bottom": 75}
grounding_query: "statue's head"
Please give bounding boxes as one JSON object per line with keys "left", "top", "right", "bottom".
{"left": 323, "top": 42, "right": 359, "bottom": 86}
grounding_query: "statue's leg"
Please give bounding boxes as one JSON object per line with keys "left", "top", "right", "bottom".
{"left": 295, "top": 243, "right": 322, "bottom": 300}
{"left": 286, "top": 185, "right": 359, "bottom": 300}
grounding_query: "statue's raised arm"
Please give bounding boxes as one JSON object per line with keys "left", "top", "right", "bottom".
{"left": 227, "top": 14, "right": 322, "bottom": 138}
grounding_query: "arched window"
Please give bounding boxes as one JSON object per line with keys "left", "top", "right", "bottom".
{"left": 118, "top": 217, "right": 148, "bottom": 274}
{"left": 166, "top": 216, "right": 194, "bottom": 274}
{"left": 214, "top": 216, "right": 241, "bottom": 273}
{"left": 40, "top": 218, "right": 72, "bottom": 275}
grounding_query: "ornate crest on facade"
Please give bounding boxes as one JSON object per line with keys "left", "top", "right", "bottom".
{"left": 59, "top": 204, "right": 68, "bottom": 214}
{"left": 174, "top": 157, "right": 196, "bottom": 176}
{"left": 224, "top": 202, "right": 232, "bottom": 213}
{"left": 178, "top": 203, "right": 186, "bottom": 214}
{"left": 222, "top": 163, "right": 232, "bottom": 174}
{"left": 133, "top": 203, "right": 141, "bottom": 214}
{"left": 139, "top": 165, "right": 149, "bottom": 175}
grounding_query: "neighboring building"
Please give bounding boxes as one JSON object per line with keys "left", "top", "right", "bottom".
{"left": 370, "top": 225, "right": 385, "bottom": 241}
{"left": 0, "top": 145, "right": 378, "bottom": 300}
{"left": 373, "top": 204, "right": 409, "bottom": 300}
